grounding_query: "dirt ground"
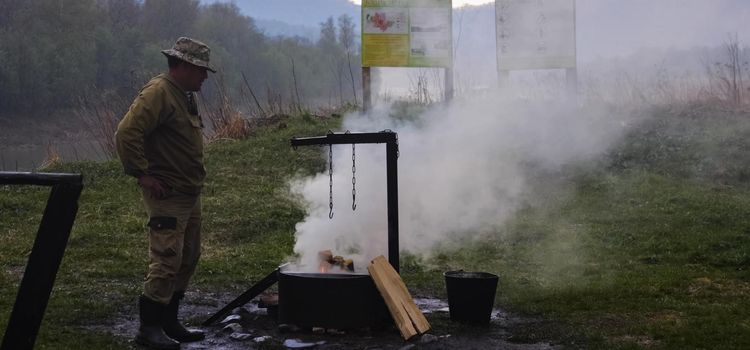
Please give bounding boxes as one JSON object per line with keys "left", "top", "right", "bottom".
{"left": 98, "top": 291, "right": 561, "bottom": 350}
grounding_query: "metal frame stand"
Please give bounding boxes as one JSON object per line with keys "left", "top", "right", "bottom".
{"left": 291, "top": 131, "right": 400, "bottom": 272}
{"left": 203, "top": 131, "right": 400, "bottom": 326}
{"left": 0, "top": 172, "right": 83, "bottom": 350}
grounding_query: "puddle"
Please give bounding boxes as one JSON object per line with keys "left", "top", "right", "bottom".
{"left": 89, "top": 293, "right": 560, "bottom": 349}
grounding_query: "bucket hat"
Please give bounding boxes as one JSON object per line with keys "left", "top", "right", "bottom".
{"left": 161, "top": 37, "right": 216, "bottom": 73}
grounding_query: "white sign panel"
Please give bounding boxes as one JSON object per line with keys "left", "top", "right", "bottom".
{"left": 496, "top": 0, "right": 576, "bottom": 70}
{"left": 409, "top": 7, "right": 452, "bottom": 64}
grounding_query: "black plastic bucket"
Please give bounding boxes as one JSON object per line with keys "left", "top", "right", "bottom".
{"left": 444, "top": 271, "right": 498, "bottom": 324}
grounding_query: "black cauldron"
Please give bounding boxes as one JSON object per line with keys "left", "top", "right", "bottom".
{"left": 277, "top": 271, "right": 389, "bottom": 329}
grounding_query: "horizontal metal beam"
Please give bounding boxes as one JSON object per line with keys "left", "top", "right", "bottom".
{"left": 0, "top": 172, "right": 83, "bottom": 187}
{"left": 291, "top": 132, "right": 396, "bottom": 147}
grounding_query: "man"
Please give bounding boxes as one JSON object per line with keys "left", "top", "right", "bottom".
{"left": 115, "top": 37, "right": 215, "bottom": 349}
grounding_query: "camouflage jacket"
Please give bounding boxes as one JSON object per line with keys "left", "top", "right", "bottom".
{"left": 115, "top": 73, "right": 205, "bottom": 195}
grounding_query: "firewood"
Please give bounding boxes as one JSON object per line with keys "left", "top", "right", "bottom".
{"left": 318, "top": 250, "right": 333, "bottom": 262}
{"left": 368, "top": 255, "right": 430, "bottom": 340}
{"left": 343, "top": 259, "right": 354, "bottom": 271}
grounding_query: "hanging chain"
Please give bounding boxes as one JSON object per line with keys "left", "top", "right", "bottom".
{"left": 328, "top": 143, "right": 334, "bottom": 219}
{"left": 352, "top": 143, "right": 357, "bottom": 210}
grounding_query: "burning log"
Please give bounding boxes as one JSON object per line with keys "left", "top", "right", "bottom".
{"left": 343, "top": 259, "right": 354, "bottom": 271}
{"left": 318, "top": 250, "right": 355, "bottom": 272}
{"left": 331, "top": 255, "right": 344, "bottom": 265}
{"left": 318, "top": 250, "right": 333, "bottom": 262}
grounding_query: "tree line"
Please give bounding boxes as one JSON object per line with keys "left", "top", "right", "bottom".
{"left": 0, "top": 0, "right": 361, "bottom": 115}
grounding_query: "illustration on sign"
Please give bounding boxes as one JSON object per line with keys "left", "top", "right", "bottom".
{"left": 364, "top": 8, "right": 408, "bottom": 34}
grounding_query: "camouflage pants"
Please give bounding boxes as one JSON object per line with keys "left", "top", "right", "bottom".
{"left": 141, "top": 190, "right": 201, "bottom": 305}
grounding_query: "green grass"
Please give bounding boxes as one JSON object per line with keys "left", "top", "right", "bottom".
{"left": 0, "top": 114, "right": 340, "bottom": 349}
{"left": 2, "top": 107, "right": 750, "bottom": 349}
{"left": 399, "top": 107, "right": 750, "bottom": 349}
{"left": 454, "top": 170, "right": 750, "bottom": 349}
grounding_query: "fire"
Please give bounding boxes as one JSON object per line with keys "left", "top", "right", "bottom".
{"left": 319, "top": 261, "right": 330, "bottom": 273}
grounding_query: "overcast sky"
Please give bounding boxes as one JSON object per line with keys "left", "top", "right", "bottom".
{"left": 348, "top": 0, "right": 494, "bottom": 7}
{"left": 215, "top": 0, "right": 749, "bottom": 60}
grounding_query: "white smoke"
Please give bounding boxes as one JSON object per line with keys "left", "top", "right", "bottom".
{"left": 289, "top": 93, "right": 631, "bottom": 272}
{"left": 278, "top": 0, "right": 746, "bottom": 273}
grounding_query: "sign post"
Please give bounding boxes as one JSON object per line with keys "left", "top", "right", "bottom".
{"left": 363, "top": 66, "right": 372, "bottom": 111}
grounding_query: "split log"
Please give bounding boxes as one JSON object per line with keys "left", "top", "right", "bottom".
{"left": 367, "top": 255, "right": 430, "bottom": 340}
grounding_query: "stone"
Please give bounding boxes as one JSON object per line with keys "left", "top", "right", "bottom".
{"left": 230, "top": 332, "right": 254, "bottom": 341}
{"left": 253, "top": 335, "right": 272, "bottom": 343}
{"left": 420, "top": 333, "right": 439, "bottom": 344}
{"left": 222, "top": 323, "right": 243, "bottom": 333}
{"left": 220, "top": 314, "right": 242, "bottom": 324}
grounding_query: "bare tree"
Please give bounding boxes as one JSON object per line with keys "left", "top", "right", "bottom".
{"left": 338, "top": 14, "right": 358, "bottom": 105}
{"left": 705, "top": 33, "right": 747, "bottom": 107}
{"left": 319, "top": 17, "right": 337, "bottom": 51}
{"left": 290, "top": 56, "right": 303, "bottom": 113}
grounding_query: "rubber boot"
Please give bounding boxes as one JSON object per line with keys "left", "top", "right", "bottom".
{"left": 135, "top": 295, "right": 180, "bottom": 350}
{"left": 163, "top": 291, "right": 205, "bottom": 343}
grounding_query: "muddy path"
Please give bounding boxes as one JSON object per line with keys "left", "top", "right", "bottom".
{"left": 92, "top": 291, "right": 561, "bottom": 350}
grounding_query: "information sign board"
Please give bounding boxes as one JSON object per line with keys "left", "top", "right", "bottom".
{"left": 362, "top": 0, "right": 452, "bottom": 68}
{"left": 496, "top": 0, "right": 576, "bottom": 70}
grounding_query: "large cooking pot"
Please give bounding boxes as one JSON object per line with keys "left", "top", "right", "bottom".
{"left": 277, "top": 271, "right": 389, "bottom": 329}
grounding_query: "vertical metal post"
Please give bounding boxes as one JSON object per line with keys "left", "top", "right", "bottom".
{"left": 567, "top": 0, "right": 578, "bottom": 103}
{"left": 385, "top": 139, "right": 399, "bottom": 272}
{"left": 498, "top": 69, "right": 510, "bottom": 90}
{"left": 444, "top": 67, "right": 454, "bottom": 102}
{"left": 1, "top": 179, "right": 83, "bottom": 350}
{"left": 565, "top": 67, "right": 578, "bottom": 103}
{"left": 362, "top": 67, "right": 372, "bottom": 112}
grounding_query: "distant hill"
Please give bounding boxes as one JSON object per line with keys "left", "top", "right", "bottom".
{"left": 205, "top": 0, "right": 360, "bottom": 26}
{"left": 201, "top": 0, "right": 360, "bottom": 40}
{"left": 254, "top": 18, "right": 318, "bottom": 41}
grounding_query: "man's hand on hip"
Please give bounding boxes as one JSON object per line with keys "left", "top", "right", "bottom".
{"left": 138, "top": 175, "right": 166, "bottom": 199}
